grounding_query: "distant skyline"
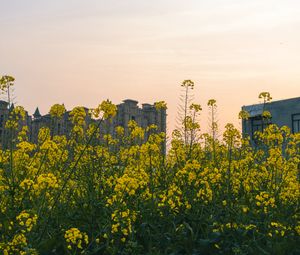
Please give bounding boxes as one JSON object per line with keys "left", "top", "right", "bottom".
{"left": 1, "top": 0, "right": 300, "bottom": 134}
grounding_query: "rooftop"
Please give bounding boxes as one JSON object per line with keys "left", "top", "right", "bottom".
{"left": 242, "top": 96, "right": 300, "bottom": 117}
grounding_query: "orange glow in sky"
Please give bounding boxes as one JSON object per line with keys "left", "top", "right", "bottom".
{"left": 1, "top": 0, "right": 300, "bottom": 134}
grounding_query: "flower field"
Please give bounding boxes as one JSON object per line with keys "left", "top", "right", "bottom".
{"left": 0, "top": 97, "right": 299, "bottom": 255}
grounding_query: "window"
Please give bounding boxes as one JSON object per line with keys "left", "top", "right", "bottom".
{"left": 57, "top": 123, "right": 61, "bottom": 135}
{"left": 292, "top": 114, "right": 300, "bottom": 133}
{"left": 0, "top": 115, "right": 3, "bottom": 128}
{"left": 251, "top": 116, "right": 271, "bottom": 138}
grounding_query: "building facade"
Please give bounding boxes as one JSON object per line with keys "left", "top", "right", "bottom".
{"left": 0, "top": 100, "right": 9, "bottom": 146}
{"left": 0, "top": 100, "right": 32, "bottom": 148}
{"left": 242, "top": 97, "right": 300, "bottom": 141}
{"left": 0, "top": 99, "right": 167, "bottom": 148}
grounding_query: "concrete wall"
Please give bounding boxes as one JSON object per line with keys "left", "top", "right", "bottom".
{"left": 242, "top": 97, "right": 300, "bottom": 140}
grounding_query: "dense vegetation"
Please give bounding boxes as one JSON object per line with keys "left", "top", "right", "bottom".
{"left": 0, "top": 78, "right": 299, "bottom": 254}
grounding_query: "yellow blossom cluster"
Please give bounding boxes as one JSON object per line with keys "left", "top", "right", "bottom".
{"left": 110, "top": 209, "right": 136, "bottom": 243}
{"left": 255, "top": 192, "right": 275, "bottom": 213}
{"left": 16, "top": 211, "right": 38, "bottom": 232}
{"left": 91, "top": 99, "right": 117, "bottom": 120}
{"left": 0, "top": 93, "right": 299, "bottom": 254}
{"left": 64, "top": 228, "right": 89, "bottom": 250}
{"left": 49, "top": 104, "right": 66, "bottom": 119}
{"left": 5, "top": 106, "right": 26, "bottom": 130}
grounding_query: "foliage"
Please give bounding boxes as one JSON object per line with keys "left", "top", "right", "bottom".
{"left": 0, "top": 81, "right": 299, "bottom": 254}
{"left": 177, "top": 80, "right": 195, "bottom": 145}
{"left": 0, "top": 75, "right": 15, "bottom": 106}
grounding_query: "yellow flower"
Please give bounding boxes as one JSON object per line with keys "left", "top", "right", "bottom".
{"left": 262, "top": 110, "right": 272, "bottom": 119}
{"left": 65, "top": 228, "right": 88, "bottom": 250}
{"left": 181, "top": 79, "right": 194, "bottom": 89}
{"left": 190, "top": 103, "right": 202, "bottom": 112}
{"left": 259, "top": 92, "right": 272, "bottom": 102}
{"left": 69, "top": 106, "right": 86, "bottom": 125}
{"left": 207, "top": 99, "right": 217, "bottom": 107}
{"left": 16, "top": 211, "right": 38, "bottom": 232}
{"left": 154, "top": 101, "right": 167, "bottom": 110}
{"left": 49, "top": 104, "right": 66, "bottom": 118}
{"left": 238, "top": 110, "right": 250, "bottom": 120}
{"left": 91, "top": 100, "right": 117, "bottom": 119}
{"left": 242, "top": 206, "right": 249, "bottom": 213}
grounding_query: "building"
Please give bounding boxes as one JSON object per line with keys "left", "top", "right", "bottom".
{"left": 111, "top": 99, "right": 166, "bottom": 135}
{"left": 30, "top": 106, "right": 92, "bottom": 143}
{"left": 0, "top": 101, "right": 32, "bottom": 148}
{"left": 0, "top": 99, "right": 167, "bottom": 149}
{"left": 242, "top": 97, "right": 300, "bottom": 141}
{"left": 0, "top": 100, "right": 9, "bottom": 146}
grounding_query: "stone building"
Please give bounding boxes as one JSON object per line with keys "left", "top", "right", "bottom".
{"left": 242, "top": 97, "right": 300, "bottom": 142}
{"left": 0, "top": 99, "right": 167, "bottom": 149}
{"left": 0, "top": 100, "right": 32, "bottom": 148}
{"left": 109, "top": 99, "right": 166, "bottom": 135}
{"left": 0, "top": 100, "right": 9, "bottom": 146}
{"left": 30, "top": 106, "right": 92, "bottom": 143}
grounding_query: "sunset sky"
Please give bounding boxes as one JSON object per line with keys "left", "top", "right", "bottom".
{"left": 1, "top": 0, "right": 300, "bottom": 134}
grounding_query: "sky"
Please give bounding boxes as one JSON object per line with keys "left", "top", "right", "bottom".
{"left": 1, "top": 0, "right": 300, "bottom": 134}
